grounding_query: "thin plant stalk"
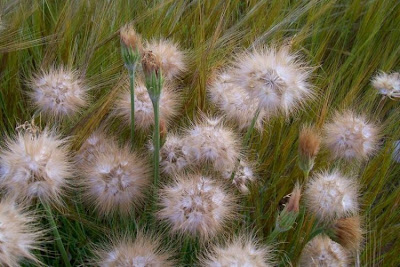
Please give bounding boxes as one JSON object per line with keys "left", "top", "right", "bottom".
{"left": 243, "top": 105, "right": 262, "bottom": 147}
{"left": 152, "top": 99, "right": 160, "bottom": 187}
{"left": 129, "top": 66, "right": 136, "bottom": 148}
{"left": 43, "top": 202, "right": 71, "bottom": 267}
{"left": 230, "top": 105, "right": 262, "bottom": 180}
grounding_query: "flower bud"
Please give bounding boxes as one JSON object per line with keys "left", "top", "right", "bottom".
{"left": 120, "top": 24, "right": 142, "bottom": 70}
{"left": 298, "top": 125, "right": 321, "bottom": 177}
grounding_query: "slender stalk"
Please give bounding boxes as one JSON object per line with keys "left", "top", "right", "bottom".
{"left": 153, "top": 99, "right": 160, "bottom": 187}
{"left": 243, "top": 106, "right": 262, "bottom": 147}
{"left": 231, "top": 105, "right": 262, "bottom": 180}
{"left": 129, "top": 68, "right": 136, "bottom": 148}
{"left": 43, "top": 202, "right": 71, "bottom": 267}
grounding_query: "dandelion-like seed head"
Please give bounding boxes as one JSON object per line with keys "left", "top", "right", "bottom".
{"left": 323, "top": 111, "right": 380, "bottom": 160}
{"left": 114, "top": 80, "right": 180, "bottom": 130}
{"left": 95, "top": 234, "right": 174, "bottom": 267}
{"left": 299, "top": 235, "right": 348, "bottom": 267}
{"left": 304, "top": 170, "right": 358, "bottom": 221}
{"left": 29, "top": 67, "right": 87, "bottom": 117}
{"left": 222, "top": 159, "right": 256, "bottom": 194}
{"left": 81, "top": 141, "right": 151, "bottom": 216}
{"left": 201, "top": 235, "right": 273, "bottom": 267}
{"left": 208, "top": 71, "right": 266, "bottom": 130}
{"left": 146, "top": 39, "right": 186, "bottom": 80}
{"left": 371, "top": 71, "right": 400, "bottom": 99}
{"left": 76, "top": 131, "right": 114, "bottom": 166}
{"left": 158, "top": 174, "right": 235, "bottom": 239}
{"left": 0, "top": 128, "right": 71, "bottom": 205}
{"left": 182, "top": 117, "right": 240, "bottom": 173}
{"left": 0, "top": 199, "right": 42, "bottom": 266}
{"left": 333, "top": 216, "right": 363, "bottom": 251}
{"left": 234, "top": 46, "right": 312, "bottom": 116}
{"left": 159, "top": 134, "right": 188, "bottom": 176}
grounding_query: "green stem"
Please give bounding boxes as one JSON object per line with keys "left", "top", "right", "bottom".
{"left": 230, "top": 106, "right": 262, "bottom": 180}
{"left": 43, "top": 202, "right": 71, "bottom": 267}
{"left": 129, "top": 68, "right": 136, "bottom": 149}
{"left": 153, "top": 99, "right": 160, "bottom": 189}
{"left": 243, "top": 106, "right": 262, "bottom": 147}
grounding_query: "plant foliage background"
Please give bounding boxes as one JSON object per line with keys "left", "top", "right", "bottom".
{"left": 0, "top": 0, "right": 399, "bottom": 266}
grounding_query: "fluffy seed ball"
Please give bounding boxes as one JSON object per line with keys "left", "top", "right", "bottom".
{"left": 222, "top": 159, "right": 256, "bottom": 194}
{"left": 95, "top": 234, "right": 174, "bottom": 267}
{"left": 182, "top": 117, "right": 240, "bottom": 173}
{"left": 234, "top": 46, "right": 312, "bottom": 116}
{"left": 201, "top": 235, "right": 273, "bottom": 267}
{"left": 29, "top": 67, "right": 87, "bottom": 117}
{"left": 76, "top": 131, "right": 114, "bottom": 167}
{"left": 299, "top": 235, "right": 348, "bottom": 267}
{"left": 392, "top": 140, "right": 400, "bottom": 163}
{"left": 304, "top": 170, "right": 358, "bottom": 221}
{"left": 0, "top": 128, "right": 71, "bottom": 205}
{"left": 208, "top": 71, "right": 267, "bottom": 130}
{"left": 145, "top": 39, "right": 186, "bottom": 79}
{"left": 158, "top": 174, "right": 235, "bottom": 239}
{"left": 371, "top": 71, "right": 400, "bottom": 99}
{"left": 114, "top": 80, "right": 180, "bottom": 131}
{"left": 80, "top": 140, "right": 151, "bottom": 216}
{"left": 323, "top": 111, "right": 380, "bottom": 160}
{"left": 0, "top": 199, "right": 42, "bottom": 267}
{"left": 159, "top": 134, "right": 188, "bottom": 175}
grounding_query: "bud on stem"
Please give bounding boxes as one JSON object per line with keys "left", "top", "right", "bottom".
{"left": 298, "top": 125, "right": 321, "bottom": 179}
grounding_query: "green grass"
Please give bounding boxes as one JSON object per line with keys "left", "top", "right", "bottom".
{"left": 1, "top": 0, "right": 400, "bottom": 266}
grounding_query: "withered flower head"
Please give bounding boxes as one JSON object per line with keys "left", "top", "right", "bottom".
{"left": 142, "top": 50, "right": 161, "bottom": 77}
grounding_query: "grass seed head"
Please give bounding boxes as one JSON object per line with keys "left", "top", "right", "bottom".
{"left": 208, "top": 71, "right": 267, "bottom": 130}
{"left": 234, "top": 46, "right": 313, "bottom": 117}
{"left": 323, "top": 111, "right": 380, "bottom": 161}
{"left": 159, "top": 134, "right": 188, "bottom": 176}
{"left": 304, "top": 170, "right": 359, "bottom": 221}
{"left": 29, "top": 67, "right": 88, "bottom": 118}
{"left": 145, "top": 39, "right": 186, "bottom": 80}
{"left": 113, "top": 80, "right": 180, "bottom": 131}
{"left": 80, "top": 139, "right": 151, "bottom": 217}
{"left": 371, "top": 71, "right": 400, "bottom": 99}
{"left": 222, "top": 158, "right": 256, "bottom": 194}
{"left": 299, "top": 235, "right": 348, "bottom": 267}
{"left": 0, "top": 127, "right": 71, "bottom": 205}
{"left": 158, "top": 174, "right": 235, "bottom": 240}
{"left": 201, "top": 235, "right": 274, "bottom": 267}
{"left": 182, "top": 116, "right": 240, "bottom": 173}
{"left": 95, "top": 233, "right": 175, "bottom": 267}
{"left": 0, "top": 199, "right": 42, "bottom": 267}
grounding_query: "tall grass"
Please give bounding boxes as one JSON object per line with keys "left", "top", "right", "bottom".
{"left": 0, "top": 0, "right": 399, "bottom": 266}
